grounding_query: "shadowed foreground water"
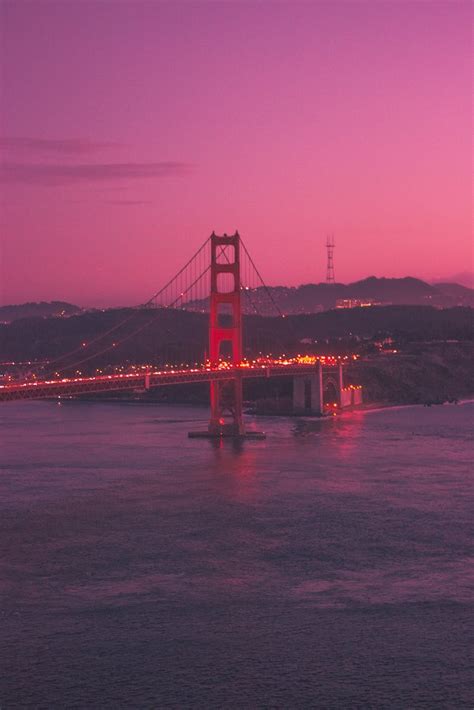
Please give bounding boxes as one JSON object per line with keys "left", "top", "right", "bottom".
{"left": 1, "top": 401, "right": 473, "bottom": 708}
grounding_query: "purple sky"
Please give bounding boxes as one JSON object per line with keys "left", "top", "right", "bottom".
{"left": 1, "top": 0, "right": 472, "bottom": 306}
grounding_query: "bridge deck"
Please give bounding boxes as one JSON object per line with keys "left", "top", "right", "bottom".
{"left": 0, "top": 363, "right": 339, "bottom": 402}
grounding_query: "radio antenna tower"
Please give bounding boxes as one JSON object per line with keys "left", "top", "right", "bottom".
{"left": 326, "top": 234, "right": 335, "bottom": 283}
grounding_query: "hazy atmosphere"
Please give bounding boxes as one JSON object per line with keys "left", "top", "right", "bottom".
{"left": 1, "top": 0, "right": 472, "bottom": 306}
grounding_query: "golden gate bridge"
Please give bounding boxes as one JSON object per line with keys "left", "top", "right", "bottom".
{"left": 0, "top": 232, "right": 362, "bottom": 437}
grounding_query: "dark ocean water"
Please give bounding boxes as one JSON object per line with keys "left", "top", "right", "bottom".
{"left": 1, "top": 401, "right": 473, "bottom": 709}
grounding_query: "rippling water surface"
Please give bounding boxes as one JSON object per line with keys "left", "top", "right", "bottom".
{"left": 1, "top": 401, "right": 473, "bottom": 708}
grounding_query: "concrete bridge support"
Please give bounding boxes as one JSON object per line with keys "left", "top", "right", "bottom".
{"left": 293, "top": 364, "right": 323, "bottom": 415}
{"left": 338, "top": 363, "right": 344, "bottom": 407}
{"left": 292, "top": 377, "right": 306, "bottom": 414}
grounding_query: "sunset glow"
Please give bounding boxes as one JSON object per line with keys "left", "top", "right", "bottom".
{"left": 1, "top": 1, "right": 471, "bottom": 306}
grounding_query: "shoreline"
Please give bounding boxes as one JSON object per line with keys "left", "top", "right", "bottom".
{"left": 10, "top": 395, "right": 474, "bottom": 416}
{"left": 351, "top": 396, "right": 474, "bottom": 416}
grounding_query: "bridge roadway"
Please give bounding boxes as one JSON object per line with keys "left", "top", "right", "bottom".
{"left": 0, "top": 361, "right": 342, "bottom": 402}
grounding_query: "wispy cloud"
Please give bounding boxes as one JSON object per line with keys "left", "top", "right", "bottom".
{"left": 0, "top": 137, "right": 118, "bottom": 155}
{"left": 106, "top": 200, "right": 152, "bottom": 206}
{"left": 0, "top": 162, "right": 193, "bottom": 185}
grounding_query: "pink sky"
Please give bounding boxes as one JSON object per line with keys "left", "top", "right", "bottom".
{"left": 1, "top": 0, "right": 472, "bottom": 306}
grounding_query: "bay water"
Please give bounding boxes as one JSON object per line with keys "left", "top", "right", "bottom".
{"left": 1, "top": 401, "right": 473, "bottom": 708}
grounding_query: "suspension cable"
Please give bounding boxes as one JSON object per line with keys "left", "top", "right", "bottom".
{"left": 42, "top": 236, "right": 211, "bottom": 376}
{"left": 49, "top": 266, "right": 211, "bottom": 375}
{"left": 239, "top": 236, "right": 285, "bottom": 318}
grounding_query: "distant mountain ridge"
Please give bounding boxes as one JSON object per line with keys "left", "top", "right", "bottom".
{"left": 187, "top": 276, "right": 474, "bottom": 315}
{"left": 430, "top": 282, "right": 474, "bottom": 300}
{"left": 2, "top": 278, "right": 473, "bottom": 322}
{"left": 0, "top": 301, "right": 82, "bottom": 323}
{"left": 433, "top": 272, "right": 474, "bottom": 289}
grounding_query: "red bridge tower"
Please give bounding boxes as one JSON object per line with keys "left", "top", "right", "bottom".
{"left": 208, "top": 231, "right": 244, "bottom": 435}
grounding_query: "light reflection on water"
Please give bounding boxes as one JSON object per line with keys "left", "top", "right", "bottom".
{"left": 1, "top": 401, "right": 473, "bottom": 708}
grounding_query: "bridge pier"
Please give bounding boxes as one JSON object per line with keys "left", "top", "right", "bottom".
{"left": 293, "top": 364, "right": 323, "bottom": 415}
{"left": 208, "top": 375, "right": 244, "bottom": 437}
{"left": 338, "top": 363, "right": 344, "bottom": 407}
